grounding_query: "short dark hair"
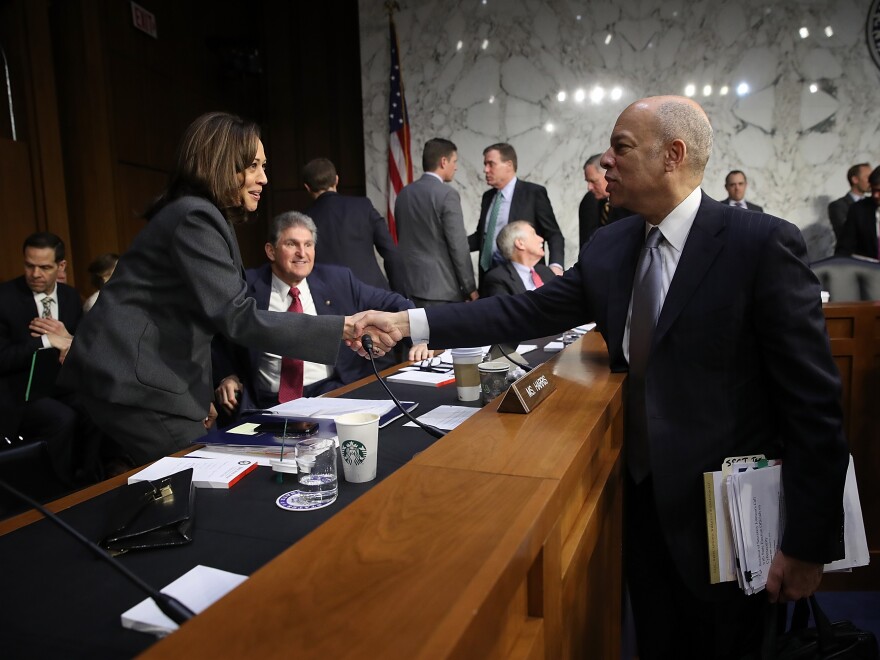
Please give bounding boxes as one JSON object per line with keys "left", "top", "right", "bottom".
{"left": 23, "top": 232, "right": 65, "bottom": 262}
{"left": 725, "top": 170, "right": 746, "bottom": 184}
{"left": 87, "top": 253, "right": 119, "bottom": 290}
{"left": 483, "top": 142, "right": 517, "bottom": 171}
{"left": 422, "top": 138, "right": 457, "bottom": 172}
{"left": 848, "top": 163, "right": 870, "bottom": 185}
{"left": 269, "top": 211, "right": 318, "bottom": 246}
{"left": 869, "top": 166, "right": 880, "bottom": 188}
{"left": 302, "top": 158, "right": 337, "bottom": 191}
{"left": 145, "top": 112, "right": 262, "bottom": 225}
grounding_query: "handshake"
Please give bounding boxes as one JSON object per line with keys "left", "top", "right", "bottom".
{"left": 342, "top": 310, "right": 412, "bottom": 358}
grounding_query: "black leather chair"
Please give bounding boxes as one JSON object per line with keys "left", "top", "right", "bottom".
{"left": 810, "top": 256, "right": 880, "bottom": 302}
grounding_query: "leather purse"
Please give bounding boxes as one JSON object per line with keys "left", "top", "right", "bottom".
{"left": 742, "top": 594, "right": 879, "bottom": 659}
{"left": 100, "top": 468, "right": 195, "bottom": 554}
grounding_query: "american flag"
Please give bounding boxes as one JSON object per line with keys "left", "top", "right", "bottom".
{"left": 386, "top": 17, "right": 412, "bottom": 243}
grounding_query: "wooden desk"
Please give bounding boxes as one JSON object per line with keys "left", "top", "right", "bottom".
{"left": 822, "top": 301, "right": 880, "bottom": 590}
{"left": 143, "top": 332, "right": 625, "bottom": 659}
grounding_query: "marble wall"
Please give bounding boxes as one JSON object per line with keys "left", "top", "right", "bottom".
{"left": 359, "top": 0, "right": 880, "bottom": 266}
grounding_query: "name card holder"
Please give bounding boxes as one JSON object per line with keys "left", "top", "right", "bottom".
{"left": 497, "top": 361, "right": 557, "bottom": 414}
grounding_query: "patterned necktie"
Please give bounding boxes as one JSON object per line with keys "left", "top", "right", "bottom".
{"left": 278, "top": 287, "right": 304, "bottom": 402}
{"left": 626, "top": 227, "right": 664, "bottom": 483}
{"left": 41, "top": 296, "right": 53, "bottom": 319}
{"left": 480, "top": 191, "right": 503, "bottom": 272}
{"left": 600, "top": 199, "right": 610, "bottom": 226}
{"left": 530, "top": 268, "right": 544, "bottom": 288}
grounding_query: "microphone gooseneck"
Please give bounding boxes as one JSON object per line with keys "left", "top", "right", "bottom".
{"left": 0, "top": 477, "right": 195, "bottom": 625}
{"left": 494, "top": 344, "right": 532, "bottom": 372}
{"left": 361, "top": 334, "right": 446, "bottom": 439}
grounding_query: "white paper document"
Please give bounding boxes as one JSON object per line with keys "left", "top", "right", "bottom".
{"left": 128, "top": 456, "right": 258, "bottom": 489}
{"left": 271, "top": 397, "right": 397, "bottom": 418}
{"left": 387, "top": 370, "right": 456, "bottom": 387}
{"left": 121, "top": 565, "right": 247, "bottom": 637}
{"left": 403, "top": 405, "right": 481, "bottom": 430}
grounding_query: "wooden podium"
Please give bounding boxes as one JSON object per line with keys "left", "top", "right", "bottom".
{"left": 144, "top": 333, "right": 625, "bottom": 659}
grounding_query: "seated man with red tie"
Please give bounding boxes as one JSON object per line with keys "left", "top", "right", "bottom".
{"left": 212, "top": 211, "right": 429, "bottom": 417}
{"left": 479, "top": 221, "right": 557, "bottom": 297}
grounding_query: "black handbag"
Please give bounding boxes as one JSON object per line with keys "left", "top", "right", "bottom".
{"left": 100, "top": 468, "right": 195, "bottom": 554}
{"left": 744, "top": 595, "right": 879, "bottom": 660}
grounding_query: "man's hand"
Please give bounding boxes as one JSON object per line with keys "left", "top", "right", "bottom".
{"left": 215, "top": 375, "right": 242, "bottom": 414}
{"left": 550, "top": 264, "right": 564, "bottom": 277}
{"left": 467, "top": 290, "right": 479, "bottom": 301}
{"left": 408, "top": 343, "right": 433, "bottom": 362}
{"left": 30, "top": 317, "right": 71, "bottom": 339}
{"left": 765, "top": 550, "right": 823, "bottom": 603}
{"left": 203, "top": 402, "right": 218, "bottom": 430}
{"left": 345, "top": 310, "right": 407, "bottom": 357}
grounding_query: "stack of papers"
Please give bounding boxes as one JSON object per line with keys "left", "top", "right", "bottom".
{"left": 703, "top": 454, "right": 869, "bottom": 593}
{"left": 128, "top": 456, "right": 258, "bottom": 489}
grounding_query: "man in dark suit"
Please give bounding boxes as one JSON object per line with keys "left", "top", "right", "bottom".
{"left": 0, "top": 232, "right": 83, "bottom": 483}
{"left": 468, "top": 143, "right": 564, "bottom": 284}
{"left": 395, "top": 138, "right": 477, "bottom": 307}
{"left": 213, "top": 211, "right": 426, "bottom": 416}
{"left": 578, "top": 152, "right": 632, "bottom": 247}
{"left": 721, "top": 169, "right": 763, "bottom": 211}
{"left": 481, "top": 221, "right": 556, "bottom": 297}
{"left": 355, "top": 96, "right": 848, "bottom": 659}
{"left": 303, "top": 158, "right": 405, "bottom": 294}
{"left": 828, "top": 162, "right": 871, "bottom": 242}
{"left": 836, "top": 165, "right": 880, "bottom": 259}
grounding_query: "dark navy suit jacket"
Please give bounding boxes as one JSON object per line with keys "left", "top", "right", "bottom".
{"left": 426, "top": 193, "right": 847, "bottom": 599}
{"left": 836, "top": 198, "right": 878, "bottom": 259}
{"left": 212, "top": 263, "right": 413, "bottom": 412}
{"left": 0, "top": 276, "right": 82, "bottom": 435}
{"left": 480, "top": 262, "right": 556, "bottom": 298}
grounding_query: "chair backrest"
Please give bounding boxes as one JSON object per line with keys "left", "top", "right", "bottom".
{"left": 810, "top": 256, "right": 880, "bottom": 302}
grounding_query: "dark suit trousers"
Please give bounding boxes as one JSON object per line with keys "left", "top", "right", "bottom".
{"left": 625, "top": 474, "right": 771, "bottom": 659}
{"left": 17, "top": 397, "right": 78, "bottom": 485}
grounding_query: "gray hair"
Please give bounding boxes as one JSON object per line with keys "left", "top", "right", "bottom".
{"left": 654, "top": 100, "right": 713, "bottom": 175}
{"left": 269, "top": 211, "right": 318, "bottom": 246}
{"left": 496, "top": 220, "right": 532, "bottom": 260}
{"left": 584, "top": 153, "right": 603, "bottom": 170}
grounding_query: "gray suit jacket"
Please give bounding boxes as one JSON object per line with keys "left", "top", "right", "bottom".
{"left": 395, "top": 174, "right": 476, "bottom": 302}
{"left": 60, "top": 195, "right": 344, "bottom": 423}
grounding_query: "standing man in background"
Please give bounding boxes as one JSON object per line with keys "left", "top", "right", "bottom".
{"left": 394, "top": 138, "right": 477, "bottom": 307}
{"left": 837, "top": 165, "right": 880, "bottom": 260}
{"left": 469, "top": 142, "right": 564, "bottom": 284}
{"left": 721, "top": 170, "right": 763, "bottom": 211}
{"left": 828, "top": 162, "right": 871, "bottom": 243}
{"left": 579, "top": 152, "right": 632, "bottom": 247}
{"left": 303, "top": 158, "right": 406, "bottom": 294}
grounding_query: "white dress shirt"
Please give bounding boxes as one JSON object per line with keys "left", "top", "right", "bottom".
{"left": 511, "top": 261, "right": 538, "bottom": 291}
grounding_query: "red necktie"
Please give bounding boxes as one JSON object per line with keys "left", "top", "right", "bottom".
{"left": 530, "top": 268, "right": 544, "bottom": 288}
{"left": 278, "top": 287, "right": 304, "bottom": 402}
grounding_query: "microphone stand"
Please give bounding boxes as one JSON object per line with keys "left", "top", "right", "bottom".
{"left": 493, "top": 344, "right": 532, "bottom": 372}
{"left": 0, "top": 477, "right": 195, "bottom": 625}
{"left": 361, "top": 335, "right": 446, "bottom": 439}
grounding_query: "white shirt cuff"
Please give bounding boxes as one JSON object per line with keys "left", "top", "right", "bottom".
{"left": 41, "top": 334, "right": 51, "bottom": 349}
{"left": 407, "top": 308, "right": 430, "bottom": 345}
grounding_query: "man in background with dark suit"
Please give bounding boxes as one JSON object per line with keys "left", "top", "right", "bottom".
{"left": 355, "top": 96, "right": 848, "bottom": 659}
{"left": 481, "top": 221, "right": 555, "bottom": 297}
{"left": 0, "top": 232, "right": 83, "bottom": 483}
{"left": 721, "top": 169, "right": 763, "bottom": 211}
{"left": 395, "top": 138, "right": 477, "bottom": 307}
{"left": 828, "top": 162, "right": 871, "bottom": 244}
{"left": 469, "top": 142, "right": 564, "bottom": 284}
{"left": 213, "top": 212, "right": 427, "bottom": 416}
{"left": 836, "top": 165, "right": 880, "bottom": 260}
{"left": 578, "top": 153, "right": 632, "bottom": 247}
{"left": 303, "top": 158, "right": 405, "bottom": 294}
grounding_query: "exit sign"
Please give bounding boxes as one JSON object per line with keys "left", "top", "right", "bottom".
{"left": 131, "top": 2, "right": 157, "bottom": 39}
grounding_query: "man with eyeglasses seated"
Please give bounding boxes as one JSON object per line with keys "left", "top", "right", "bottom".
{"left": 212, "top": 211, "right": 430, "bottom": 419}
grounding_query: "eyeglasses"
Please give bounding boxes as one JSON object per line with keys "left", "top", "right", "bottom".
{"left": 416, "top": 357, "right": 452, "bottom": 373}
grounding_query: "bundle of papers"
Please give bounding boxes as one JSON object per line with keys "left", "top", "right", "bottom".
{"left": 128, "top": 456, "right": 258, "bottom": 489}
{"left": 703, "top": 454, "right": 868, "bottom": 594}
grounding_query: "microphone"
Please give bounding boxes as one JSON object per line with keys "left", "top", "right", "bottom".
{"left": 361, "top": 334, "right": 446, "bottom": 439}
{"left": 0, "top": 477, "right": 195, "bottom": 625}
{"left": 492, "top": 343, "right": 532, "bottom": 372}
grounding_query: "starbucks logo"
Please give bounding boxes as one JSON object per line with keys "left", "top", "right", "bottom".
{"left": 341, "top": 440, "right": 367, "bottom": 466}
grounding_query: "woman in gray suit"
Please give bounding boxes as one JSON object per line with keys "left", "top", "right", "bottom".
{"left": 61, "top": 112, "right": 384, "bottom": 468}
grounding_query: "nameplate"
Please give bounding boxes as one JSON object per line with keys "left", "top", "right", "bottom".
{"left": 497, "top": 362, "right": 556, "bottom": 414}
